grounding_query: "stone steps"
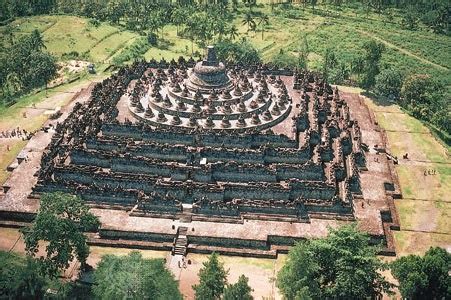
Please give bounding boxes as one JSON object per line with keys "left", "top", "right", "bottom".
{"left": 172, "top": 227, "right": 188, "bottom": 256}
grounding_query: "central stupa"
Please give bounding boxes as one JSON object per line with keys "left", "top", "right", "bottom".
{"left": 187, "top": 46, "right": 232, "bottom": 92}
{"left": 128, "top": 45, "right": 292, "bottom": 131}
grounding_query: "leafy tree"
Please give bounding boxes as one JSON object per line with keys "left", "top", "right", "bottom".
{"left": 223, "top": 275, "right": 253, "bottom": 300}
{"left": 172, "top": 6, "right": 187, "bottom": 36}
{"left": 391, "top": 247, "right": 451, "bottom": 300}
{"left": 400, "top": 8, "right": 418, "bottom": 30}
{"left": 374, "top": 68, "right": 404, "bottom": 99}
{"left": 216, "top": 39, "right": 261, "bottom": 65}
{"left": 361, "top": 40, "right": 385, "bottom": 89}
{"left": 0, "top": 251, "right": 47, "bottom": 299}
{"left": 277, "top": 224, "right": 393, "bottom": 299}
{"left": 22, "top": 192, "right": 100, "bottom": 277}
{"left": 193, "top": 252, "right": 228, "bottom": 300}
{"left": 277, "top": 241, "right": 321, "bottom": 299}
{"left": 0, "top": 29, "right": 57, "bottom": 101}
{"left": 400, "top": 74, "right": 449, "bottom": 133}
{"left": 93, "top": 251, "right": 182, "bottom": 300}
{"left": 243, "top": 0, "right": 257, "bottom": 12}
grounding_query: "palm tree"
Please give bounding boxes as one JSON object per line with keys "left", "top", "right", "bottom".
{"left": 228, "top": 25, "right": 239, "bottom": 40}
{"left": 257, "top": 14, "right": 269, "bottom": 40}
{"left": 242, "top": 12, "right": 256, "bottom": 33}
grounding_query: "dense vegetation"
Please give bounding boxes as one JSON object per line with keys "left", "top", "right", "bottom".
{"left": 1, "top": 1, "right": 449, "bottom": 37}
{"left": 0, "top": 29, "right": 57, "bottom": 104}
{"left": 93, "top": 251, "right": 182, "bottom": 300}
{"left": 277, "top": 224, "right": 393, "bottom": 299}
{"left": 391, "top": 247, "right": 451, "bottom": 299}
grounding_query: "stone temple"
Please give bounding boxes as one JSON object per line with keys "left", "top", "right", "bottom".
{"left": 130, "top": 46, "right": 291, "bottom": 131}
{"left": 0, "top": 46, "right": 401, "bottom": 257}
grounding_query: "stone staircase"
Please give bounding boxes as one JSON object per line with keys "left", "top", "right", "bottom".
{"left": 172, "top": 226, "right": 188, "bottom": 256}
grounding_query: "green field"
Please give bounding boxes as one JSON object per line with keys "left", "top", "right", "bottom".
{"left": 2, "top": 7, "right": 449, "bottom": 89}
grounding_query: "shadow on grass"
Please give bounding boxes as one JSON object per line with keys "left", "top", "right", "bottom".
{"left": 363, "top": 91, "right": 451, "bottom": 147}
{"left": 361, "top": 91, "right": 395, "bottom": 107}
{"left": 156, "top": 38, "right": 175, "bottom": 51}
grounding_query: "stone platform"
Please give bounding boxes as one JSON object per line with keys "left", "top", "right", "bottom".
{"left": 0, "top": 54, "right": 401, "bottom": 257}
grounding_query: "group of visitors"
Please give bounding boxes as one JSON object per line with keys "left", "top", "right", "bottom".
{"left": 0, "top": 128, "right": 28, "bottom": 139}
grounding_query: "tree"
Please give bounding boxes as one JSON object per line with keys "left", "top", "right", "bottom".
{"left": 0, "top": 251, "right": 47, "bottom": 299}
{"left": 257, "top": 14, "right": 270, "bottom": 40}
{"left": 28, "top": 29, "right": 46, "bottom": 51}
{"left": 310, "top": 0, "right": 317, "bottom": 11}
{"left": 391, "top": 247, "right": 451, "bottom": 300}
{"left": 22, "top": 192, "right": 100, "bottom": 277}
{"left": 243, "top": 0, "right": 257, "bottom": 12}
{"left": 361, "top": 40, "right": 385, "bottom": 89}
{"left": 399, "top": 74, "right": 448, "bottom": 133}
{"left": 322, "top": 47, "right": 337, "bottom": 82}
{"left": 374, "top": 68, "right": 404, "bottom": 100}
{"left": 228, "top": 25, "right": 239, "bottom": 41}
{"left": 242, "top": 12, "right": 256, "bottom": 33}
{"left": 193, "top": 252, "right": 228, "bottom": 300}
{"left": 297, "top": 34, "right": 309, "bottom": 70}
{"left": 400, "top": 8, "right": 418, "bottom": 30}
{"left": 172, "top": 7, "right": 187, "bottom": 36}
{"left": 277, "top": 224, "right": 393, "bottom": 299}
{"left": 223, "top": 274, "right": 253, "bottom": 300}
{"left": 277, "top": 241, "right": 321, "bottom": 299}
{"left": 93, "top": 251, "right": 182, "bottom": 300}
{"left": 215, "top": 39, "right": 261, "bottom": 65}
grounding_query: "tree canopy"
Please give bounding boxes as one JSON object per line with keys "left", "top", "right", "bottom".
{"left": 400, "top": 74, "right": 449, "bottom": 134}
{"left": 277, "top": 224, "right": 393, "bottom": 299}
{"left": 22, "top": 192, "right": 100, "bottom": 277}
{"left": 391, "top": 247, "right": 451, "bottom": 300}
{"left": 215, "top": 40, "right": 261, "bottom": 65}
{"left": 0, "top": 251, "right": 47, "bottom": 299}
{"left": 0, "top": 29, "right": 57, "bottom": 104}
{"left": 93, "top": 251, "right": 182, "bottom": 300}
{"left": 223, "top": 274, "right": 253, "bottom": 300}
{"left": 193, "top": 252, "right": 228, "bottom": 300}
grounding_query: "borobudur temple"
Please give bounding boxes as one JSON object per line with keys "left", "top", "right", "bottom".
{"left": 0, "top": 46, "right": 401, "bottom": 257}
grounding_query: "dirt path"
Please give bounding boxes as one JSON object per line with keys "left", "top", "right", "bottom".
{"left": 355, "top": 28, "right": 449, "bottom": 71}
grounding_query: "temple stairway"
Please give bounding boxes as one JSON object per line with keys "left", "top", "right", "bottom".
{"left": 172, "top": 226, "right": 188, "bottom": 256}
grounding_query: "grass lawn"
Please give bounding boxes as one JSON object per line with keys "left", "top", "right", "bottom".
{"left": 89, "top": 31, "right": 138, "bottom": 63}
{"left": 88, "top": 246, "right": 168, "bottom": 266}
{"left": 368, "top": 95, "right": 450, "bottom": 256}
{"left": 1, "top": 15, "right": 140, "bottom": 64}
{"left": 143, "top": 26, "right": 202, "bottom": 61}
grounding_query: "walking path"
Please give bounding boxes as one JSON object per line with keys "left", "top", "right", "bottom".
{"left": 356, "top": 28, "right": 449, "bottom": 71}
